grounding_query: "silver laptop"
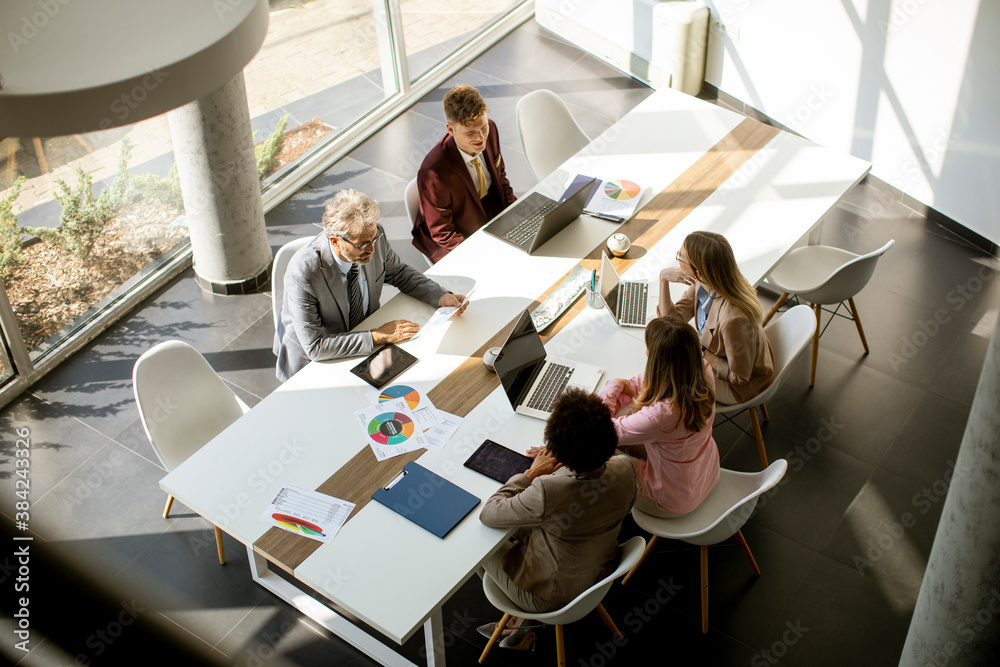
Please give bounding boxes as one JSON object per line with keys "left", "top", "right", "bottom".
{"left": 494, "top": 309, "right": 604, "bottom": 420}
{"left": 484, "top": 177, "right": 597, "bottom": 254}
{"left": 600, "top": 252, "right": 649, "bottom": 328}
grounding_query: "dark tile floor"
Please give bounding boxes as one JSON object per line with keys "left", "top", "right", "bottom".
{"left": 2, "top": 18, "right": 998, "bottom": 667}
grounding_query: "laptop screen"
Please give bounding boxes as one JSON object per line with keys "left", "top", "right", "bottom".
{"left": 600, "top": 253, "right": 620, "bottom": 315}
{"left": 494, "top": 310, "right": 546, "bottom": 408}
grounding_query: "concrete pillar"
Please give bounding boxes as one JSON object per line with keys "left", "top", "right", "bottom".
{"left": 899, "top": 310, "right": 1000, "bottom": 666}
{"left": 167, "top": 71, "right": 272, "bottom": 295}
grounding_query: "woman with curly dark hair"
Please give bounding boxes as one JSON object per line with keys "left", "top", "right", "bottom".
{"left": 478, "top": 387, "right": 637, "bottom": 650}
{"left": 600, "top": 316, "right": 720, "bottom": 518}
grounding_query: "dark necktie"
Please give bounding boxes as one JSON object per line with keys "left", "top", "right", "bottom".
{"left": 347, "top": 264, "right": 364, "bottom": 329}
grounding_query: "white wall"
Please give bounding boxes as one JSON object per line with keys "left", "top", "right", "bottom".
{"left": 703, "top": 0, "right": 999, "bottom": 245}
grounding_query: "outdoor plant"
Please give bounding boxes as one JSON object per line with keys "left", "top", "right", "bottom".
{"left": 255, "top": 114, "right": 289, "bottom": 180}
{"left": 25, "top": 139, "right": 132, "bottom": 263}
{"left": 130, "top": 161, "right": 185, "bottom": 212}
{"left": 0, "top": 176, "right": 27, "bottom": 281}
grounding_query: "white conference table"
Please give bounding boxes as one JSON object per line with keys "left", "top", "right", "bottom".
{"left": 161, "top": 87, "right": 870, "bottom": 666}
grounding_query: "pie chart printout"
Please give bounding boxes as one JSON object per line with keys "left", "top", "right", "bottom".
{"left": 604, "top": 179, "right": 641, "bottom": 201}
{"left": 378, "top": 385, "right": 421, "bottom": 410}
{"left": 367, "top": 411, "right": 416, "bottom": 446}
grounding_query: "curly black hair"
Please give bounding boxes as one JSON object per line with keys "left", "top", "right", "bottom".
{"left": 543, "top": 387, "right": 618, "bottom": 473}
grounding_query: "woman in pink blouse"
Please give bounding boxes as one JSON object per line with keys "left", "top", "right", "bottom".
{"left": 599, "top": 316, "right": 720, "bottom": 517}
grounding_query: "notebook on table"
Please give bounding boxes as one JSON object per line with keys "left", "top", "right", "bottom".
{"left": 494, "top": 309, "right": 603, "bottom": 421}
{"left": 600, "top": 252, "right": 649, "bottom": 328}
{"left": 484, "top": 176, "right": 597, "bottom": 254}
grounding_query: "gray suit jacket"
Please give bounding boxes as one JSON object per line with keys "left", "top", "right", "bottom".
{"left": 479, "top": 455, "right": 638, "bottom": 606}
{"left": 273, "top": 228, "right": 446, "bottom": 381}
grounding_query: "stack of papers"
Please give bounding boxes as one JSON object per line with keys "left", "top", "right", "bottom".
{"left": 354, "top": 383, "right": 463, "bottom": 461}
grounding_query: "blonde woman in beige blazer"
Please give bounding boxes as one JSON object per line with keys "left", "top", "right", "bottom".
{"left": 478, "top": 388, "right": 638, "bottom": 650}
{"left": 659, "top": 232, "right": 774, "bottom": 405}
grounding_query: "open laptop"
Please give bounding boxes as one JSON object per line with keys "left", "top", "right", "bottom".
{"left": 600, "top": 252, "right": 649, "bottom": 328}
{"left": 485, "top": 176, "right": 597, "bottom": 254}
{"left": 494, "top": 309, "right": 604, "bottom": 420}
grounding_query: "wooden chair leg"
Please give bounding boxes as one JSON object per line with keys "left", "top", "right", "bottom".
{"left": 749, "top": 409, "right": 768, "bottom": 468}
{"left": 214, "top": 526, "right": 226, "bottom": 565}
{"left": 700, "top": 546, "right": 709, "bottom": 634}
{"left": 163, "top": 495, "right": 174, "bottom": 519}
{"left": 555, "top": 624, "right": 566, "bottom": 667}
{"left": 735, "top": 530, "right": 760, "bottom": 576}
{"left": 596, "top": 603, "right": 623, "bottom": 641}
{"left": 759, "top": 403, "right": 770, "bottom": 421}
{"left": 622, "top": 535, "right": 658, "bottom": 585}
{"left": 847, "top": 298, "right": 870, "bottom": 354}
{"left": 762, "top": 292, "right": 788, "bottom": 326}
{"left": 479, "top": 612, "right": 511, "bottom": 663}
{"left": 810, "top": 303, "right": 821, "bottom": 386}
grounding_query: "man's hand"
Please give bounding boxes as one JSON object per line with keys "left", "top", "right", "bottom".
{"left": 371, "top": 319, "right": 420, "bottom": 345}
{"left": 524, "top": 447, "right": 562, "bottom": 480}
{"left": 439, "top": 292, "right": 469, "bottom": 315}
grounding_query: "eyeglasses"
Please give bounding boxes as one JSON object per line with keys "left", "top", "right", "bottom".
{"left": 337, "top": 230, "right": 383, "bottom": 252}
{"left": 675, "top": 253, "right": 689, "bottom": 265}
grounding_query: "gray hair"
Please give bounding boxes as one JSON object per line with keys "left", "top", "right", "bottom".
{"left": 321, "top": 189, "right": 380, "bottom": 238}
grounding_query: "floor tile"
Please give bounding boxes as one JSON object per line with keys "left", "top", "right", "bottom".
{"left": 208, "top": 312, "right": 283, "bottom": 401}
{"left": 878, "top": 392, "right": 969, "bottom": 488}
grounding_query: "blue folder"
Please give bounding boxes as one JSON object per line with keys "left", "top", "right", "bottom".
{"left": 371, "top": 462, "right": 481, "bottom": 538}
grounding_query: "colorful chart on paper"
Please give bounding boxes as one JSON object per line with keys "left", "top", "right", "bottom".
{"left": 367, "top": 411, "right": 416, "bottom": 446}
{"left": 603, "top": 179, "right": 641, "bottom": 201}
{"left": 272, "top": 513, "right": 326, "bottom": 537}
{"left": 378, "top": 385, "right": 421, "bottom": 410}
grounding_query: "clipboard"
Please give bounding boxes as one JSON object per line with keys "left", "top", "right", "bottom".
{"left": 370, "top": 462, "right": 480, "bottom": 538}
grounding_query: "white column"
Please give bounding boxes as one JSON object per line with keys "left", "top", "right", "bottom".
{"left": 168, "top": 72, "right": 272, "bottom": 294}
{"left": 900, "top": 310, "right": 1000, "bottom": 666}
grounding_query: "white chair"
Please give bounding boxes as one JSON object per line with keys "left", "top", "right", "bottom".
{"left": 479, "top": 536, "right": 646, "bottom": 665}
{"left": 623, "top": 460, "right": 788, "bottom": 633}
{"left": 516, "top": 89, "right": 590, "bottom": 182}
{"left": 715, "top": 305, "right": 817, "bottom": 468}
{"left": 762, "top": 240, "right": 894, "bottom": 385}
{"left": 132, "top": 340, "right": 250, "bottom": 565}
{"left": 404, "top": 177, "right": 432, "bottom": 267}
{"left": 272, "top": 237, "right": 311, "bottom": 330}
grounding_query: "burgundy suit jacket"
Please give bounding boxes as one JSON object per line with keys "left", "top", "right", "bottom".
{"left": 412, "top": 119, "right": 516, "bottom": 263}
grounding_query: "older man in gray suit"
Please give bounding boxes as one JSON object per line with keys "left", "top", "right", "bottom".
{"left": 274, "top": 189, "right": 466, "bottom": 382}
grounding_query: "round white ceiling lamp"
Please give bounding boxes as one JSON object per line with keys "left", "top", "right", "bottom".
{"left": 0, "top": 0, "right": 268, "bottom": 137}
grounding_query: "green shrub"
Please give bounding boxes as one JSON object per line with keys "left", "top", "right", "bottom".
{"left": 130, "top": 162, "right": 184, "bottom": 212}
{"left": 25, "top": 139, "right": 132, "bottom": 263}
{"left": 0, "top": 176, "right": 27, "bottom": 281}
{"left": 254, "top": 115, "right": 288, "bottom": 180}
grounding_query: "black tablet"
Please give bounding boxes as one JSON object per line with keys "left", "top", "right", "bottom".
{"left": 464, "top": 440, "right": 533, "bottom": 483}
{"left": 349, "top": 344, "right": 419, "bottom": 389}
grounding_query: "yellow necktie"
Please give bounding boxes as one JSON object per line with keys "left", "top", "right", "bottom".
{"left": 471, "top": 157, "right": 487, "bottom": 199}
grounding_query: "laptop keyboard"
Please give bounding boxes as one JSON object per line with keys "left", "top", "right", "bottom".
{"left": 525, "top": 363, "right": 573, "bottom": 412}
{"left": 618, "top": 281, "right": 649, "bottom": 326}
{"left": 504, "top": 202, "right": 557, "bottom": 244}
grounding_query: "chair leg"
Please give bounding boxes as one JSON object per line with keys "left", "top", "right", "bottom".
{"left": 700, "top": 545, "right": 709, "bottom": 634}
{"left": 810, "top": 302, "right": 821, "bottom": 386}
{"left": 762, "top": 292, "right": 788, "bottom": 326}
{"left": 735, "top": 530, "right": 760, "bottom": 576}
{"left": 479, "top": 612, "right": 512, "bottom": 663}
{"left": 749, "top": 409, "right": 768, "bottom": 468}
{"left": 759, "top": 403, "right": 770, "bottom": 421}
{"left": 214, "top": 526, "right": 226, "bottom": 566}
{"left": 163, "top": 495, "right": 174, "bottom": 519}
{"left": 847, "top": 298, "right": 870, "bottom": 354}
{"left": 622, "top": 535, "right": 658, "bottom": 585}
{"left": 555, "top": 624, "right": 566, "bottom": 667}
{"left": 596, "top": 603, "right": 623, "bottom": 641}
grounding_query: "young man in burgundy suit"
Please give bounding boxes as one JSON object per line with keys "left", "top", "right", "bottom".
{"left": 411, "top": 85, "right": 517, "bottom": 263}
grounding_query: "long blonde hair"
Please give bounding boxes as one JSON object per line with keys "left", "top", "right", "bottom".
{"left": 633, "top": 317, "right": 715, "bottom": 432}
{"left": 683, "top": 231, "right": 763, "bottom": 323}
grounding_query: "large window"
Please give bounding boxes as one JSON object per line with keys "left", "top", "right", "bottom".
{"left": 0, "top": 0, "right": 530, "bottom": 406}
